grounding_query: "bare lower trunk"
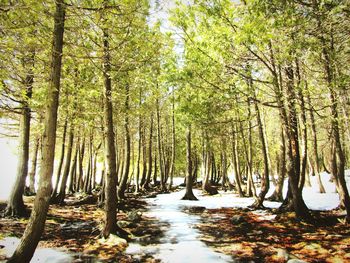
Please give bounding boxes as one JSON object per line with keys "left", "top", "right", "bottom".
{"left": 156, "top": 98, "right": 166, "bottom": 191}
{"left": 54, "top": 126, "right": 74, "bottom": 204}
{"left": 117, "top": 83, "right": 131, "bottom": 200}
{"left": 202, "top": 148, "right": 218, "bottom": 195}
{"left": 269, "top": 127, "right": 286, "bottom": 202}
{"left": 29, "top": 137, "right": 39, "bottom": 194}
{"left": 52, "top": 118, "right": 68, "bottom": 196}
{"left": 143, "top": 114, "right": 153, "bottom": 189}
{"left": 308, "top": 95, "right": 326, "bottom": 194}
{"left": 169, "top": 90, "right": 176, "bottom": 189}
{"left": 182, "top": 125, "right": 197, "bottom": 200}
{"left": 231, "top": 124, "right": 243, "bottom": 197}
{"left": 6, "top": 53, "right": 34, "bottom": 217}
{"left": 101, "top": 26, "right": 125, "bottom": 238}
{"left": 251, "top": 96, "right": 269, "bottom": 208}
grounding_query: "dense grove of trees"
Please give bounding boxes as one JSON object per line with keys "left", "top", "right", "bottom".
{"left": 0, "top": 0, "right": 349, "bottom": 262}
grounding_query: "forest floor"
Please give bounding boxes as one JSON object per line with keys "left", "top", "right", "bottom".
{"left": 0, "top": 193, "right": 167, "bottom": 262}
{"left": 1, "top": 186, "right": 350, "bottom": 263}
{"left": 194, "top": 206, "right": 350, "bottom": 262}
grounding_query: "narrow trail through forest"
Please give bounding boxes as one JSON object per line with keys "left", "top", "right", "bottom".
{"left": 127, "top": 189, "right": 245, "bottom": 263}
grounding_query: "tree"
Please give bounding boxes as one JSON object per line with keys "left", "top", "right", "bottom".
{"left": 8, "top": 0, "right": 66, "bottom": 261}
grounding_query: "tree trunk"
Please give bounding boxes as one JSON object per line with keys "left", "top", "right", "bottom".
{"left": 295, "top": 59, "right": 308, "bottom": 191}
{"left": 182, "top": 125, "right": 197, "bottom": 200}
{"left": 283, "top": 65, "right": 311, "bottom": 220}
{"left": 143, "top": 114, "right": 153, "bottom": 189}
{"left": 5, "top": 51, "right": 34, "bottom": 217}
{"left": 251, "top": 95, "right": 269, "bottom": 208}
{"left": 269, "top": 127, "right": 286, "bottom": 202}
{"left": 117, "top": 83, "right": 131, "bottom": 200}
{"left": 140, "top": 127, "right": 148, "bottom": 188}
{"left": 135, "top": 113, "right": 142, "bottom": 193}
{"left": 68, "top": 141, "right": 78, "bottom": 193}
{"left": 169, "top": 89, "right": 176, "bottom": 189}
{"left": 54, "top": 126, "right": 74, "bottom": 204}
{"left": 202, "top": 138, "right": 218, "bottom": 195}
{"left": 52, "top": 118, "right": 68, "bottom": 196}
{"left": 156, "top": 98, "right": 166, "bottom": 191}
{"left": 306, "top": 93, "right": 325, "bottom": 193}
{"left": 8, "top": 1, "right": 65, "bottom": 261}
{"left": 77, "top": 136, "right": 85, "bottom": 192}
{"left": 101, "top": 25, "right": 125, "bottom": 238}
{"left": 29, "top": 137, "right": 40, "bottom": 194}
{"left": 231, "top": 123, "right": 244, "bottom": 197}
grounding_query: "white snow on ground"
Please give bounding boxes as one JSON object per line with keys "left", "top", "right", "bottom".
{"left": 126, "top": 189, "right": 234, "bottom": 263}
{"left": 0, "top": 237, "right": 73, "bottom": 263}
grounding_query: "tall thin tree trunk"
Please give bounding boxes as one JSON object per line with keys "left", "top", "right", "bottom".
{"left": 306, "top": 93, "right": 325, "bottom": 193}
{"left": 8, "top": 1, "right": 65, "bottom": 261}
{"left": 68, "top": 141, "right": 78, "bottom": 193}
{"left": 251, "top": 94, "right": 269, "bottom": 208}
{"left": 143, "top": 114, "right": 153, "bottom": 189}
{"left": 54, "top": 125, "right": 74, "bottom": 204}
{"left": 6, "top": 52, "right": 34, "bottom": 216}
{"left": 135, "top": 110, "right": 142, "bottom": 193}
{"left": 231, "top": 123, "right": 243, "bottom": 197}
{"left": 283, "top": 65, "right": 311, "bottom": 220}
{"left": 52, "top": 118, "right": 68, "bottom": 196}
{"left": 101, "top": 24, "right": 125, "bottom": 238}
{"left": 295, "top": 59, "right": 308, "bottom": 190}
{"left": 169, "top": 89, "right": 176, "bottom": 189}
{"left": 117, "top": 83, "right": 131, "bottom": 200}
{"left": 182, "top": 125, "right": 197, "bottom": 200}
{"left": 29, "top": 137, "right": 40, "bottom": 194}
{"left": 156, "top": 98, "right": 166, "bottom": 191}
{"left": 77, "top": 136, "right": 85, "bottom": 192}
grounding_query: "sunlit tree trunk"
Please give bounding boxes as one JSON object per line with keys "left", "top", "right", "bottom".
{"left": 182, "top": 125, "right": 197, "bottom": 200}
{"left": 53, "top": 125, "right": 74, "bottom": 204}
{"left": 231, "top": 123, "right": 243, "bottom": 197}
{"left": 251, "top": 92, "right": 269, "bottom": 208}
{"left": 306, "top": 93, "right": 325, "bottom": 193}
{"left": 52, "top": 118, "right": 67, "bottom": 197}
{"left": 8, "top": 1, "right": 65, "bottom": 261}
{"left": 5, "top": 52, "right": 34, "bottom": 217}
{"left": 156, "top": 97, "right": 166, "bottom": 191}
{"left": 118, "top": 83, "right": 131, "bottom": 200}
{"left": 101, "top": 24, "right": 125, "bottom": 238}
{"left": 143, "top": 114, "right": 153, "bottom": 189}
{"left": 28, "top": 136, "right": 40, "bottom": 194}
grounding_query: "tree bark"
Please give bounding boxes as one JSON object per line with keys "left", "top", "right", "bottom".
{"left": 143, "top": 114, "right": 153, "bottom": 189}
{"left": 101, "top": 25, "right": 124, "bottom": 238}
{"left": 52, "top": 118, "right": 68, "bottom": 197}
{"left": 156, "top": 98, "right": 166, "bottom": 191}
{"left": 169, "top": 89, "right": 176, "bottom": 189}
{"left": 306, "top": 93, "right": 325, "bottom": 193}
{"left": 8, "top": 1, "right": 65, "bottom": 261}
{"left": 28, "top": 137, "right": 40, "bottom": 194}
{"left": 251, "top": 94, "right": 269, "bottom": 208}
{"left": 117, "top": 83, "right": 131, "bottom": 200}
{"left": 5, "top": 51, "right": 34, "bottom": 217}
{"left": 182, "top": 125, "right": 197, "bottom": 200}
{"left": 68, "top": 141, "right": 78, "bottom": 193}
{"left": 283, "top": 65, "right": 311, "bottom": 220}
{"left": 53, "top": 125, "right": 74, "bottom": 204}
{"left": 231, "top": 123, "right": 244, "bottom": 197}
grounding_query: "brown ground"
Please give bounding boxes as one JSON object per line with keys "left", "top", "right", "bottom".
{"left": 0, "top": 194, "right": 166, "bottom": 262}
{"left": 194, "top": 207, "right": 350, "bottom": 263}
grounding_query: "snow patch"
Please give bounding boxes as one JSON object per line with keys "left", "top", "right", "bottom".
{"left": 0, "top": 237, "right": 73, "bottom": 263}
